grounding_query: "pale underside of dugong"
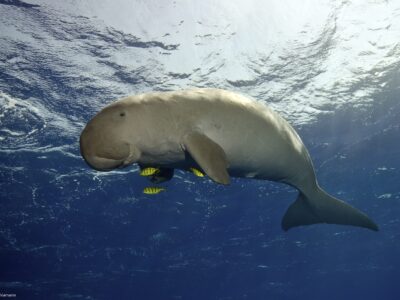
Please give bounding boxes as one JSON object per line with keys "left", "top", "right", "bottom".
{"left": 80, "top": 88, "right": 378, "bottom": 231}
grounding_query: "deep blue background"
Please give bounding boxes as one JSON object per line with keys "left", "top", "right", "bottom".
{"left": 1, "top": 1, "right": 400, "bottom": 299}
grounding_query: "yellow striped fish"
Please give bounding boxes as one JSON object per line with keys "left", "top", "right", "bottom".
{"left": 190, "top": 167, "right": 205, "bottom": 177}
{"left": 143, "top": 187, "right": 165, "bottom": 195}
{"left": 140, "top": 167, "right": 160, "bottom": 176}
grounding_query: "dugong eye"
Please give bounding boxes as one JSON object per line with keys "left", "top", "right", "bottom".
{"left": 119, "top": 112, "right": 126, "bottom": 117}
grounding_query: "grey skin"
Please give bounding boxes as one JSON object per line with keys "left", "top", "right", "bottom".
{"left": 80, "top": 88, "right": 378, "bottom": 231}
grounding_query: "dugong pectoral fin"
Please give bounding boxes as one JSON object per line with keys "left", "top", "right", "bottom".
{"left": 182, "top": 132, "right": 230, "bottom": 185}
{"left": 282, "top": 188, "right": 379, "bottom": 231}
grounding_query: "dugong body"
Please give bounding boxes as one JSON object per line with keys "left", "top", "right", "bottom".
{"left": 80, "top": 88, "right": 378, "bottom": 231}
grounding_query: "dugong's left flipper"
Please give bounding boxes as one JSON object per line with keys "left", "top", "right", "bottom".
{"left": 183, "top": 132, "right": 230, "bottom": 185}
{"left": 138, "top": 164, "right": 174, "bottom": 184}
{"left": 150, "top": 168, "right": 174, "bottom": 184}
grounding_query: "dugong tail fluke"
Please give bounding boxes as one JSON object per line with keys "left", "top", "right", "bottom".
{"left": 282, "top": 186, "right": 379, "bottom": 231}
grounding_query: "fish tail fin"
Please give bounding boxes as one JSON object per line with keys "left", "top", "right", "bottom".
{"left": 281, "top": 187, "right": 378, "bottom": 231}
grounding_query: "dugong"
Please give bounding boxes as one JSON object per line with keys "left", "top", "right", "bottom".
{"left": 80, "top": 88, "right": 378, "bottom": 231}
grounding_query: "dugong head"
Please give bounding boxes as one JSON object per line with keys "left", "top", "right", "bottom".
{"left": 80, "top": 102, "right": 140, "bottom": 171}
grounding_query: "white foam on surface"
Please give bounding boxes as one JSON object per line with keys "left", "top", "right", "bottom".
{"left": 25, "top": 0, "right": 400, "bottom": 124}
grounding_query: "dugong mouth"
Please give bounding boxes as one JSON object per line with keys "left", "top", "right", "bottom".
{"left": 82, "top": 154, "right": 125, "bottom": 171}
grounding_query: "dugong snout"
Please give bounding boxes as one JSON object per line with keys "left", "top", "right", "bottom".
{"left": 79, "top": 122, "right": 130, "bottom": 171}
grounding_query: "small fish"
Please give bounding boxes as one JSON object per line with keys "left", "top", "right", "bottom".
{"left": 140, "top": 167, "right": 160, "bottom": 176}
{"left": 143, "top": 187, "right": 165, "bottom": 195}
{"left": 190, "top": 167, "right": 204, "bottom": 177}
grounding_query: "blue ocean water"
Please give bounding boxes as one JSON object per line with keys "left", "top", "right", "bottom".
{"left": 1, "top": 0, "right": 400, "bottom": 299}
